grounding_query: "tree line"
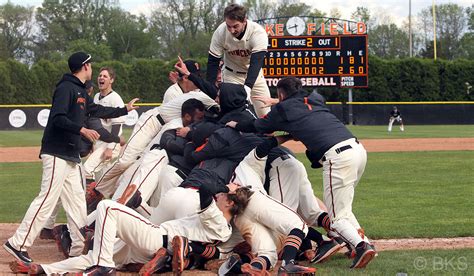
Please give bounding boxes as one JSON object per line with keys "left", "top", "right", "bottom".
{"left": 0, "top": 0, "right": 473, "bottom": 104}
{"left": 1, "top": 0, "right": 473, "bottom": 62}
{"left": 0, "top": 57, "right": 472, "bottom": 104}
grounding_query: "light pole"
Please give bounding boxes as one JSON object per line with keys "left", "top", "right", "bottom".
{"left": 409, "top": 0, "right": 412, "bottom": 57}
{"left": 432, "top": 0, "right": 437, "bottom": 60}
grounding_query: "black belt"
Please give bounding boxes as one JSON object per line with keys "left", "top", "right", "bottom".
{"left": 175, "top": 169, "right": 187, "bottom": 180}
{"left": 225, "top": 66, "right": 246, "bottom": 75}
{"left": 321, "top": 145, "right": 352, "bottom": 162}
{"left": 156, "top": 114, "right": 165, "bottom": 125}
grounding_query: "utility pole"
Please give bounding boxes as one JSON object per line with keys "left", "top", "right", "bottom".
{"left": 409, "top": 0, "right": 413, "bottom": 57}
{"left": 432, "top": 0, "right": 437, "bottom": 60}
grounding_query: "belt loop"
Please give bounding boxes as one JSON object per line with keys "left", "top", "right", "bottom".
{"left": 156, "top": 114, "right": 165, "bottom": 125}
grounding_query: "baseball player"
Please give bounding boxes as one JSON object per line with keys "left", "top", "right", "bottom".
{"left": 228, "top": 77, "right": 377, "bottom": 269}
{"left": 388, "top": 106, "right": 404, "bottom": 132}
{"left": 163, "top": 60, "right": 202, "bottom": 103}
{"left": 3, "top": 52, "right": 139, "bottom": 263}
{"left": 87, "top": 87, "right": 218, "bottom": 209}
{"left": 11, "top": 183, "right": 250, "bottom": 275}
{"left": 83, "top": 67, "right": 126, "bottom": 182}
{"left": 207, "top": 3, "right": 271, "bottom": 117}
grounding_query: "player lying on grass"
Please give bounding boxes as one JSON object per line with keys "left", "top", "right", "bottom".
{"left": 10, "top": 183, "right": 251, "bottom": 275}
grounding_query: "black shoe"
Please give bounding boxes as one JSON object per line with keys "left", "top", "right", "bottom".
{"left": 84, "top": 265, "right": 116, "bottom": 275}
{"left": 350, "top": 242, "right": 376, "bottom": 269}
{"left": 311, "top": 239, "right": 343, "bottom": 263}
{"left": 52, "top": 224, "right": 71, "bottom": 258}
{"left": 278, "top": 261, "right": 316, "bottom": 276}
{"left": 39, "top": 228, "right": 55, "bottom": 240}
{"left": 3, "top": 241, "right": 32, "bottom": 263}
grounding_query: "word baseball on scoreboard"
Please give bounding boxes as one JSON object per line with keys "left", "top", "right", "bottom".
{"left": 261, "top": 17, "right": 368, "bottom": 88}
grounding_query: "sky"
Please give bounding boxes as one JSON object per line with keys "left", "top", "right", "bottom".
{"left": 1, "top": 0, "right": 472, "bottom": 26}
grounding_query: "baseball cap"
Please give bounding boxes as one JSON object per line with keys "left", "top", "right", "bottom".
{"left": 68, "top": 52, "right": 92, "bottom": 72}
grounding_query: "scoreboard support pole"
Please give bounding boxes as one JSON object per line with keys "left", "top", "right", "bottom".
{"left": 348, "top": 88, "right": 354, "bottom": 125}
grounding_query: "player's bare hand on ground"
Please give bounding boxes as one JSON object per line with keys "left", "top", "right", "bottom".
{"left": 126, "top": 98, "right": 140, "bottom": 111}
{"left": 176, "top": 127, "right": 190, "bottom": 138}
{"left": 226, "top": 121, "right": 237, "bottom": 128}
{"left": 252, "top": 96, "right": 279, "bottom": 108}
{"left": 80, "top": 127, "right": 100, "bottom": 142}
{"left": 102, "top": 148, "right": 113, "bottom": 161}
{"left": 174, "top": 56, "right": 190, "bottom": 76}
{"left": 168, "top": 71, "right": 179, "bottom": 84}
{"left": 226, "top": 182, "right": 241, "bottom": 194}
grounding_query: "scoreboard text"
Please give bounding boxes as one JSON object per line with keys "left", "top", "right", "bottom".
{"left": 263, "top": 35, "right": 368, "bottom": 88}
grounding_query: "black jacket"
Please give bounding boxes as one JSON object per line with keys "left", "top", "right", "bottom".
{"left": 41, "top": 74, "right": 128, "bottom": 163}
{"left": 253, "top": 90, "right": 354, "bottom": 165}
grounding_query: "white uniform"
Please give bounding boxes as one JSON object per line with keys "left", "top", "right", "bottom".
{"left": 8, "top": 155, "right": 87, "bottom": 257}
{"left": 163, "top": 83, "right": 184, "bottom": 103}
{"left": 41, "top": 199, "right": 232, "bottom": 274}
{"left": 95, "top": 91, "right": 217, "bottom": 197}
{"left": 209, "top": 21, "right": 270, "bottom": 117}
{"left": 322, "top": 138, "right": 369, "bottom": 247}
{"left": 267, "top": 154, "right": 326, "bottom": 228}
{"left": 83, "top": 91, "right": 125, "bottom": 180}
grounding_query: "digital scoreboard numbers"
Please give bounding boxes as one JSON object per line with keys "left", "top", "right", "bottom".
{"left": 260, "top": 17, "right": 368, "bottom": 88}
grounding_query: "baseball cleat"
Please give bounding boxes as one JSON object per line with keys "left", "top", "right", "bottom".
{"left": 218, "top": 254, "right": 241, "bottom": 275}
{"left": 83, "top": 265, "right": 116, "bottom": 275}
{"left": 278, "top": 261, "right": 316, "bottom": 276}
{"left": 52, "top": 224, "right": 71, "bottom": 258}
{"left": 172, "top": 235, "right": 190, "bottom": 274}
{"left": 311, "top": 239, "right": 343, "bottom": 263}
{"left": 139, "top": 247, "right": 169, "bottom": 276}
{"left": 241, "top": 263, "right": 270, "bottom": 276}
{"left": 39, "top": 228, "right": 55, "bottom": 240}
{"left": 9, "top": 260, "right": 29, "bottom": 273}
{"left": 350, "top": 242, "right": 377, "bottom": 269}
{"left": 3, "top": 241, "right": 32, "bottom": 263}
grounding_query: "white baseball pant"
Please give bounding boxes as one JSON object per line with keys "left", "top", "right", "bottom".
{"left": 8, "top": 154, "right": 86, "bottom": 257}
{"left": 321, "top": 138, "right": 369, "bottom": 247}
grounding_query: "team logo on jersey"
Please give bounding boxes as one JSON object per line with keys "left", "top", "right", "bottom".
{"left": 227, "top": 49, "right": 251, "bottom": 57}
{"left": 77, "top": 97, "right": 86, "bottom": 109}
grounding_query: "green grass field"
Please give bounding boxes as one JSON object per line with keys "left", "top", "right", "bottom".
{"left": 1, "top": 151, "right": 472, "bottom": 238}
{"left": 0, "top": 124, "right": 473, "bottom": 147}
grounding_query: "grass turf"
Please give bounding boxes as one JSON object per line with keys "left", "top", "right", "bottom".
{"left": 0, "top": 151, "right": 472, "bottom": 239}
{"left": 0, "top": 124, "right": 473, "bottom": 147}
{"left": 312, "top": 248, "right": 474, "bottom": 275}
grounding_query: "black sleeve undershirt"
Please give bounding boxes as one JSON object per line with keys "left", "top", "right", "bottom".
{"left": 206, "top": 53, "right": 221, "bottom": 86}
{"left": 244, "top": 51, "right": 267, "bottom": 88}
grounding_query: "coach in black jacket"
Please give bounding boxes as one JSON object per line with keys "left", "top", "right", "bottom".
{"left": 226, "top": 77, "right": 377, "bottom": 269}
{"left": 4, "top": 52, "right": 139, "bottom": 263}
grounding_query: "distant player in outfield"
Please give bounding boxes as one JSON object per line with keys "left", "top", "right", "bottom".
{"left": 207, "top": 3, "right": 270, "bottom": 117}
{"left": 388, "top": 106, "right": 404, "bottom": 132}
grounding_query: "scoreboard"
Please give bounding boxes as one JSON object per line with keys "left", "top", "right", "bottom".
{"left": 262, "top": 35, "right": 368, "bottom": 88}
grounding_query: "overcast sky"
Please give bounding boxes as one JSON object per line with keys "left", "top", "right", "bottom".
{"left": 1, "top": 0, "right": 472, "bottom": 26}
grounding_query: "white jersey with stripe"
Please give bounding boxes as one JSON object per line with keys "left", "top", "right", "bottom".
{"left": 209, "top": 20, "right": 268, "bottom": 73}
{"left": 93, "top": 91, "right": 125, "bottom": 135}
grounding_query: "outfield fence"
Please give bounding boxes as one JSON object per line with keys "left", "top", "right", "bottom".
{"left": 0, "top": 102, "right": 473, "bottom": 130}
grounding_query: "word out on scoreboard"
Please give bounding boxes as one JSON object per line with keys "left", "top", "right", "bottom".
{"left": 260, "top": 17, "right": 368, "bottom": 88}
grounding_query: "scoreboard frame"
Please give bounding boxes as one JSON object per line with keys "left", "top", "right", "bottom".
{"left": 258, "top": 17, "right": 369, "bottom": 88}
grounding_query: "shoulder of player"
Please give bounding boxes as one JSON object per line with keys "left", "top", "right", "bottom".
{"left": 214, "top": 22, "right": 227, "bottom": 35}
{"left": 247, "top": 21, "right": 267, "bottom": 36}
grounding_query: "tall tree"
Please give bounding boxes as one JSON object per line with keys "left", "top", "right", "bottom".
{"left": 243, "top": 0, "right": 274, "bottom": 20}
{"left": 0, "top": 2, "right": 34, "bottom": 61}
{"left": 369, "top": 23, "right": 410, "bottom": 58}
{"left": 34, "top": 0, "right": 118, "bottom": 60}
{"left": 417, "top": 3, "right": 466, "bottom": 59}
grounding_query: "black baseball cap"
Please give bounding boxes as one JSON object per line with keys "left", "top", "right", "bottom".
{"left": 68, "top": 52, "right": 92, "bottom": 72}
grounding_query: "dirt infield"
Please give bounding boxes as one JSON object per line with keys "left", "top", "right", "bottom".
{"left": 1, "top": 138, "right": 474, "bottom": 163}
{"left": 0, "top": 223, "right": 473, "bottom": 275}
